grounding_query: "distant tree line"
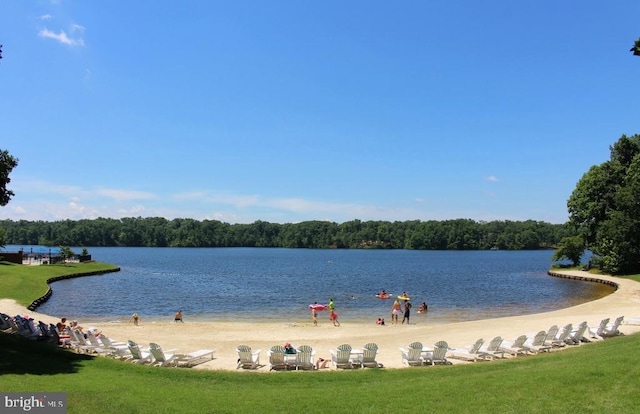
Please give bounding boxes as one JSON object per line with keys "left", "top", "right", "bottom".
{"left": 0, "top": 218, "right": 574, "bottom": 250}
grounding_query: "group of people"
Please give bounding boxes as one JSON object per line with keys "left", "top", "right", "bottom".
{"left": 127, "top": 309, "right": 184, "bottom": 325}
{"left": 310, "top": 293, "right": 427, "bottom": 327}
{"left": 56, "top": 316, "right": 101, "bottom": 339}
{"left": 388, "top": 292, "right": 427, "bottom": 325}
{"left": 310, "top": 299, "right": 340, "bottom": 326}
{"left": 390, "top": 299, "right": 412, "bottom": 324}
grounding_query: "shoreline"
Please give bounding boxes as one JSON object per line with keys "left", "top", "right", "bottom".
{"left": 2, "top": 270, "right": 639, "bottom": 372}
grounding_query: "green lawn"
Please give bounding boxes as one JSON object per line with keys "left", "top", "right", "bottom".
{"left": 0, "top": 261, "right": 119, "bottom": 306}
{"left": 1, "top": 332, "right": 639, "bottom": 413}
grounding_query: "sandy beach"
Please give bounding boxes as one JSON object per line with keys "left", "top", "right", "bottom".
{"left": 3, "top": 270, "right": 640, "bottom": 371}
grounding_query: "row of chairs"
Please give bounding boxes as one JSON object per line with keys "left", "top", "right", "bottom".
{"left": 237, "top": 342, "right": 382, "bottom": 371}
{"left": 237, "top": 344, "right": 318, "bottom": 371}
{"left": 65, "top": 331, "right": 215, "bottom": 368}
{"left": 330, "top": 343, "right": 382, "bottom": 369}
{"left": 400, "top": 341, "right": 452, "bottom": 366}
{"left": 1, "top": 313, "right": 62, "bottom": 345}
{"left": 415, "top": 316, "right": 626, "bottom": 365}
{"left": 0, "top": 312, "right": 214, "bottom": 368}
{"left": 124, "top": 340, "right": 215, "bottom": 367}
{"left": 240, "top": 315, "right": 625, "bottom": 371}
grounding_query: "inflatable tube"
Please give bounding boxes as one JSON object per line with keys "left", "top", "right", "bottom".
{"left": 309, "top": 304, "right": 327, "bottom": 310}
{"left": 375, "top": 294, "right": 392, "bottom": 299}
{"left": 397, "top": 295, "right": 410, "bottom": 301}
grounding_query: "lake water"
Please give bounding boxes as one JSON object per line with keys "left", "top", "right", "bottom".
{"left": 4, "top": 246, "right": 611, "bottom": 324}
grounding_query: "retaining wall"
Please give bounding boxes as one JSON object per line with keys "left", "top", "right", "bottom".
{"left": 27, "top": 267, "right": 121, "bottom": 311}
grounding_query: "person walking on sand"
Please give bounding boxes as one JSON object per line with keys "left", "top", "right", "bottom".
{"left": 130, "top": 313, "right": 140, "bottom": 326}
{"left": 328, "top": 298, "right": 340, "bottom": 326}
{"left": 391, "top": 299, "right": 402, "bottom": 324}
{"left": 402, "top": 301, "right": 412, "bottom": 324}
{"left": 311, "top": 303, "right": 318, "bottom": 326}
{"left": 174, "top": 309, "right": 183, "bottom": 322}
{"left": 330, "top": 309, "right": 340, "bottom": 326}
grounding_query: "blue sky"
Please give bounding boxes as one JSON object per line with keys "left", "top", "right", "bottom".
{"left": 1, "top": 1, "right": 638, "bottom": 225}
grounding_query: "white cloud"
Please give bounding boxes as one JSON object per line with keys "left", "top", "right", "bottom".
{"left": 8, "top": 205, "right": 27, "bottom": 215}
{"left": 94, "top": 188, "right": 155, "bottom": 201}
{"left": 5, "top": 178, "right": 547, "bottom": 224}
{"left": 174, "top": 191, "right": 260, "bottom": 208}
{"left": 38, "top": 28, "right": 84, "bottom": 46}
{"left": 484, "top": 175, "right": 499, "bottom": 182}
{"left": 172, "top": 190, "right": 431, "bottom": 223}
{"left": 12, "top": 179, "right": 155, "bottom": 202}
{"left": 40, "top": 14, "right": 53, "bottom": 20}
{"left": 116, "top": 205, "right": 147, "bottom": 216}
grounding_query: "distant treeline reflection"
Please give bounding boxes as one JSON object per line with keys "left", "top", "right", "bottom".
{"left": 0, "top": 218, "right": 574, "bottom": 250}
{"left": 0, "top": 217, "right": 575, "bottom": 250}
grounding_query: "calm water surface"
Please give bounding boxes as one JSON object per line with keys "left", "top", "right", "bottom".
{"left": 6, "top": 247, "right": 611, "bottom": 324}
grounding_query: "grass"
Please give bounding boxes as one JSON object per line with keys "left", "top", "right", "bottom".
{"left": 1, "top": 332, "right": 639, "bottom": 413}
{"left": 0, "top": 261, "right": 119, "bottom": 306}
{"left": 1, "top": 262, "right": 639, "bottom": 413}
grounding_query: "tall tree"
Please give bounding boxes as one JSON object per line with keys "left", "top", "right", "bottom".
{"left": 552, "top": 235, "right": 584, "bottom": 267}
{"left": 0, "top": 150, "right": 19, "bottom": 206}
{"left": 0, "top": 149, "right": 18, "bottom": 248}
{"left": 567, "top": 134, "right": 640, "bottom": 274}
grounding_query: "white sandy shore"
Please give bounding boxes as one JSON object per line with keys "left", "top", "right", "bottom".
{"left": 3, "top": 270, "right": 640, "bottom": 371}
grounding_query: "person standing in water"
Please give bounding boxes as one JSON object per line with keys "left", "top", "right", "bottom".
{"left": 391, "top": 299, "right": 402, "bottom": 324}
{"left": 402, "top": 301, "right": 412, "bottom": 324}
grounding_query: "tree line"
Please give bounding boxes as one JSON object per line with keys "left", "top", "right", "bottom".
{"left": 0, "top": 217, "right": 573, "bottom": 250}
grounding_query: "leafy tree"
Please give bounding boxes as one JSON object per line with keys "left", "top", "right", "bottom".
{"left": 567, "top": 134, "right": 640, "bottom": 274}
{"left": 58, "top": 246, "right": 75, "bottom": 263}
{"left": 0, "top": 150, "right": 19, "bottom": 206}
{"left": 0, "top": 149, "right": 18, "bottom": 247}
{"left": 552, "top": 236, "right": 584, "bottom": 266}
{"left": 0, "top": 44, "right": 3, "bottom": 60}
{"left": 631, "top": 38, "right": 640, "bottom": 56}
